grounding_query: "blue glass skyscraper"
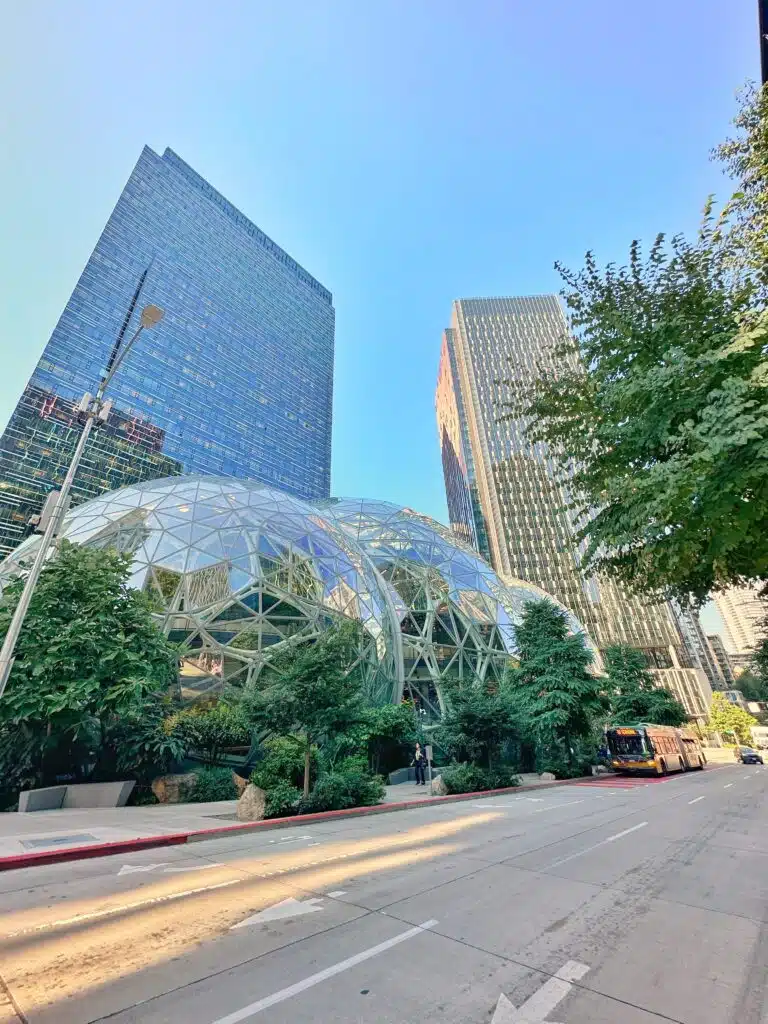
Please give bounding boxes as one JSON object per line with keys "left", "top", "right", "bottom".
{"left": 0, "top": 147, "right": 335, "bottom": 556}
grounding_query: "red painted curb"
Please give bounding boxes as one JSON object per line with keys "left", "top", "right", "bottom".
{"left": 0, "top": 832, "right": 189, "bottom": 871}
{"left": 0, "top": 775, "right": 590, "bottom": 873}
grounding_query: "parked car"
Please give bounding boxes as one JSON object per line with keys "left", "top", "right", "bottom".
{"left": 736, "top": 747, "right": 764, "bottom": 765}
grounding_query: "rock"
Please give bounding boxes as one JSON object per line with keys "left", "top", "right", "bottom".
{"left": 430, "top": 774, "right": 448, "bottom": 796}
{"left": 232, "top": 771, "right": 249, "bottom": 796}
{"left": 591, "top": 764, "right": 611, "bottom": 776}
{"left": 539, "top": 771, "right": 557, "bottom": 781}
{"left": 237, "top": 783, "right": 267, "bottom": 821}
{"left": 151, "top": 773, "right": 198, "bottom": 804}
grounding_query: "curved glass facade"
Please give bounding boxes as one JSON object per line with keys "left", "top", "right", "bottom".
{"left": 0, "top": 477, "right": 595, "bottom": 716}
{"left": 0, "top": 146, "right": 334, "bottom": 559}
{"left": 318, "top": 497, "right": 596, "bottom": 717}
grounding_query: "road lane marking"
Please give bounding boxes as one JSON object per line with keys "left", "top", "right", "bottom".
{"left": 724, "top": 783, "right": 734, "bottom": 789}
{"left": 231, "top": 897, "right": 324, "bottom": 929}
{"left": 117, "top": 863, "right": 170, "bottom": 876}
{"left": 492, "top": 960, "right": 590, "bottom": 1022}
{"left": 209, "top": 919, "right": 438, "bottom": 1022}
{"left": 164, "top": 863, "right": 223, "bottom": 874}
{"left": 545, "top": 822, "right": 648, "bottom": 870}
{"left": 5, "top": 880, "right": 241, "bottom": 938}
{"left": 534, "top": 800, "right": 585, "bottom": 813}
{"left": 688, "top": 796, "right": 705, "bottom": 805}
{"left": 326, "top": 890, "right": 347, "bottom": 897}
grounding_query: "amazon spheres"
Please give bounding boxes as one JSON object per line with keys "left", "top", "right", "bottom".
{"left": 0, "top": 476, "right": 596, "bottom": 718}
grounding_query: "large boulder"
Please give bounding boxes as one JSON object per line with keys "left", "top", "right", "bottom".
{"left": 232, "top": 771, "right": 249, "bottom": 796}
{"left": 430, "top": 774, "right": 448, "bottom": 796}
{"left": 237, "top": 783, "right": 267, "bottom": 821}
{"left": 539, "top": 771, "right": 557, "bottom": 782}
{"left": 151, "top": 773, "right": 198, "bottom": 804}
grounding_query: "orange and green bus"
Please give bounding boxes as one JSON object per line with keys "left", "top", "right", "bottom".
{"left": 606, "top": 724, "right": 706, "bottom": 776}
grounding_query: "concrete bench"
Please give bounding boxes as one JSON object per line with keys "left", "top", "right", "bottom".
{"left": 18, "top": 781, "right": 135, "bottom": 812}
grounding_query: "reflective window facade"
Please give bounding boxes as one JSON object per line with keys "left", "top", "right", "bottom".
{"left": 436, "top": 296, "right": 712, "bottom": 719}
{"left": 0, "top": 147, "right": 335, "bottom": 557}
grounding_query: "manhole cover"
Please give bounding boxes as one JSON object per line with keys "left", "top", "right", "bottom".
{"left": 21, "top": 833, "right": 98, "bottom": 849}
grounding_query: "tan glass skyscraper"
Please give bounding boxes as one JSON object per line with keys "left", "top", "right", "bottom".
{"left": 436, "top": 295, "right": 712, "bottom": 719}
{"left": 713, "top": 585, "right": 767, "bottom": 656}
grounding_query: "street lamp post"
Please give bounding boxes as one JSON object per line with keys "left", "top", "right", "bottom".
{"left": 0, "top": 304, "right": 165, "bottom": 699}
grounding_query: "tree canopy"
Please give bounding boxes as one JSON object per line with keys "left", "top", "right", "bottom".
{"left": 437, "top": 678, "right": 517, "bottom": 774}
{"left": 707, "top": 690, "right": 758, "bottom": 745}
{"left": 604, "top": 644, "right": 687, "bottom": 727}
{"left": 511, "top": 599, "right": 604, "bottom": 766}
{"left": 239, "top": 619, "right": 367, "bottom": 796}
{"left": 505, "top": 85, "right": 768, "bottom": 605}
{"left": 0, "top": 541, "right": 181, "bottom": 790}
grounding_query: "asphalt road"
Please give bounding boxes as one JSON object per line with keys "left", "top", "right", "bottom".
{"left": 0, "top": 762, "right": 765, "bottom": 1024}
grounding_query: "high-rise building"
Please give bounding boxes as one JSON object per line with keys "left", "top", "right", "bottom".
{"left": 672, "top": 602, "right": 726, "bottom": 691}
{"left": 0, "top": 146, "right": 335, "bottom": 557}
{"left": 436, "top": 295, "right": 712, "bottom": 719}
{"left": 712, "top": 585, "right": 767, "bottom": 656}
{"left": 706, "top": 634, "right": 735, "bottom": 687}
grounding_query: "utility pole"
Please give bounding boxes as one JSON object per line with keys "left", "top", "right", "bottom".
{"left": 0, "top": 304, "right": 165, "bottom": 699}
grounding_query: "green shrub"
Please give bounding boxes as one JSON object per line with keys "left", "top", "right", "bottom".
{"left": 537, "top": 738, "right": 594, "bottom": 779}
{"left": 264, "top": 781, "right": 302, "bottom": 819}
{"left": 298, "top": 758, "right": 384, "bottom": 814}
{"left": 251, "top": 735, "right": 314, "bottom": 792}
{"left": 0, "top": 727, "right": 37, "bottom": 811}
{"left": 440, "top": 762, "right": 518, "bottom": 794}
{"left": 168, "top": 701, "right": 251, "bottom": 765}
{"left": 186, "top": 765, "right": 239, "bottom": 802}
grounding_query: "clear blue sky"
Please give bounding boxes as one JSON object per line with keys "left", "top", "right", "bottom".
{"left": 0, "top": 0, "right": 756, "bottom": 524}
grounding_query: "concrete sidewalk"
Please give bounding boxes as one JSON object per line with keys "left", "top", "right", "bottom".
{"left": 0, "top": 772, "right": 559, "bottom": 863}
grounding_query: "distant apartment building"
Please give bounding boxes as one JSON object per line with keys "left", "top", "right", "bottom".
{"left": 0, "top": 146, "right": 335, "bottom": 557}
{"left": 713, "top": 585, "right": 767, "bottom": 656}
{"left": 706, "top": 634, "right": 736, "bottom": 687}
{"left": 435, "top": 295, "right": 712, "bottom": 719}
{"left": 673, "top": 603, "right": 726, "bottom": 690}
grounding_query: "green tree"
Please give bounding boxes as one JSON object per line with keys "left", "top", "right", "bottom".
{"left": 707, "top": 690, "right": 758, "bottom": 744}
{"left": 511, "top": 600, "right": 604, "bottom": 768}
{"left": 0, "top": 541, "right": 181, "bottom": 788}
{"left": 167, "top": 700, "right": 251, "bottom": 765}
{"left": 604, "top": 644, "right": 687, "bottom": 726}
{"left": 364, "top": 701, "right": 417, "bottom": 776}
{"left": 239, "top": 619, "right": 367, "bottom": 797}
{"left": 504, "top": 87, "right": 768, "bottom": 604}
{"left": 437, "top": 679, "right": 517, "bottom": 775}
{"left": 731, "top": 668, "right": 768, "bottom": 703}
{"left": 752, "top": 621, "right": 768, "bottom": 690}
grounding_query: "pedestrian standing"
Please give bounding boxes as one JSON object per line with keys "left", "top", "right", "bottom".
{"left": 413, "top": 742, "right": 427, "bottom": 786}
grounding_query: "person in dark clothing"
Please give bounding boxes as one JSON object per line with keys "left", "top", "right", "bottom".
{"left": 413, "top": 742, "right": 427, "bottom": 785}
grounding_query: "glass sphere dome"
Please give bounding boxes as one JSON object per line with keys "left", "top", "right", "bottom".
{"left": 0, "top": 477, "right": 402, "bottom": 704}
{"left": 318, "top": 498, "right": 596, "bottom": 717}
{"left": 0, "top": 479, "right": 597, "bottom": 716}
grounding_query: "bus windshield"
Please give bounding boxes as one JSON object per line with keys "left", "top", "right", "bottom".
{"left": 607, "top": 729, "right": 648, "bottom": 757}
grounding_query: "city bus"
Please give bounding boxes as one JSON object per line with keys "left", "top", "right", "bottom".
{"left": 606, "top": 724, "right": 706, "bottom": 775}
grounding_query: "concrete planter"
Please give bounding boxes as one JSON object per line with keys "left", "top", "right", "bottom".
{"left": 18, "top": 781, "right": 135, "bottom": 812}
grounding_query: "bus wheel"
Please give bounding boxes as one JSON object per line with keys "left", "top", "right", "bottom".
{"left": 659, "top": 761, "right": 667, "bottom": 776}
